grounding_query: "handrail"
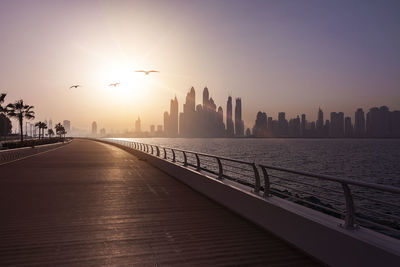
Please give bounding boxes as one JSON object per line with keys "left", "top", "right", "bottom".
{"left": 106, "top": 138, "right": 400, "bottom": 238}
{"left": 258, "top": 163, "right": 400, "bottom": 194}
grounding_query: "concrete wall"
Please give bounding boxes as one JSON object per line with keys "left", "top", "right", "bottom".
{"left": 99, "top": 140, "right": 400, "bottom": 267}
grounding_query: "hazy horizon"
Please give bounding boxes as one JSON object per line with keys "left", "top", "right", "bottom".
{"left": 1, "top": 0, "right": 400, "bottom": 133}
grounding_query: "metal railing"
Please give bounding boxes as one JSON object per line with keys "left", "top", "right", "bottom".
{"left": 106, "top": 138, "right": 400, "bottom": 239}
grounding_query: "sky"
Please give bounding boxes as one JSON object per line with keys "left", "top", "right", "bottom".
{"left": 1, "top": 0, "right": 399, "bottom": 133}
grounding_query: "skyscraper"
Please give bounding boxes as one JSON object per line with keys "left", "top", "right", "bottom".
{"left": 91, "top": 121, "right": 97, "bottom": 136}
{"left": 170, "top": 96, "right": 179, "bottom": 136}
{"left": 234, "top": 98, "right": 244, "bottom": 136}
{"left": 63, "top": 120, "right": 71, "bottom": 133}
{"left": 226, "top": 96, "right": 234, "bottom": 137}
{"left": 344, "top": 117, "right": 353, "bottom": 137}
{"left": 278, "top": 112, "right": 288, "bottom": 136}
{"left": 316, "top": 107, "right": 324, "bottom": 136}
{"left": 301, "top": 114, "right": 306, "bottom": 136}
{"left": 180, "top": 87, "right": 196, "bottom": 136}
{"left": 354, "top": 108, "right": 365, "bottom": 137}
{"left": 135, "top": 117, "right": 141, "bottom": 133}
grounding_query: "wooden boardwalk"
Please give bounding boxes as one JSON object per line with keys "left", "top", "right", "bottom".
{"left": 0, "top": 139, "right": 319, "bottom": 266}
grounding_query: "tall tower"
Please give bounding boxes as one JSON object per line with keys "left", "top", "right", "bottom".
{"left": 234, "top": 98, "right": 244, "bottom": 136}
{"left": 202, "top": 87, "right": 209, "bottom": 111}
{"left": 135, "top": 117, "right": 141, "bottom": 133}
{"left": 354, "top": 108, "right": 365, "bottom": 137}
{"left": 226, "top": 96, "right": 234, "bottom": 137}
{"left": 91, "top": 121, "right": 97, "bottom": 135}
{"left": 170, "top": 96, "right": 179, "bottom": 136}
{"left": 317, "top": 107, "right": 324, "bottom": 130}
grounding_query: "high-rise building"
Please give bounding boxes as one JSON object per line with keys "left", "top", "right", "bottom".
{"left": 49, "top": 119, "right": 53, "bottom": 130}
{"left": 63, "top": 120, "right": 71, "bottom": 133}
{"left": 179, "top": 87, "right": 196, "bottom": 136}
{"left": 344, "top": 117, "right": 353, "bottom": 137}
{"left": 253, "top": 111, "right": 268, "bottom": 137}
{"left": 354, "top": 108, "right": 365, "bottom": 137}
{"left": 278, "top": 112, "right": 288, "bottom": 136}
{"left": 170, "top": 96, "right": 178, "bottom": 136}
{"left": 301, "top": 114, "right": 306, "bottom": 136}
{"left": 135, "top": 117, "right": 141, "bottom": 133}
{"left": 234, "top": 98, "right": 244, "bottom": 136}
{"left": 150, "top": 125, "right": 155, "bottom": 133}
{"left": 226, "top": 96, "right": 234, "bottom": 137}
{"left": 330, "top": 112, "right": 344, "bottom": 137}
{"left": 91, "top": 121, "right": 97, "bottom": 135}
{"left": 316, "top": 107, "right": 324, "bottom": 135}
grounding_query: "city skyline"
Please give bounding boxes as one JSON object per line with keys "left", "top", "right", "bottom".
{"left": 1, "top": 0, "right": 400, "bottom": 132}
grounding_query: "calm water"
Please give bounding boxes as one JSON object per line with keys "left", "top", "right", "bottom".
{"left": 120, "top": 138, "right": 400, "bottom": 187}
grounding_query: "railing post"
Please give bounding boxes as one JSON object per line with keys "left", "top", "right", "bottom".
{"left": 150, "top": 145, "right": 154, "bottom": 155}
{"left": 260, "top": 166, "right": 271, "bottom": 197}
{"left": 216, "top": 157, "right": 223, "bottom": 179}
{"left": 163, "top": 148, "right": 167, "bottom": 159}
{"left": 156, "top": 146, "right": 160, "bottom": 157}
{"left": 146, "top": 144, "right": 149, "bottom": 153}
{"left": 172, "top": 149, "right": 176, "bottom": 162}
{"left": 341, "top": 183, "right": 356, "bottom": 229}
{"left": 183, "top": 151, "right": 188, "bottom": 166}
{"left": 252, "top": 163, "right": 261, "bottom": 193}
{"left": 195, "top": 153, "right": 201, "bottom": 171}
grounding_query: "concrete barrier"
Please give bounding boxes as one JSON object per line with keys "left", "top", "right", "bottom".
{"left": 0, "top": 140, "right": 71, "bottom": 165}
{"left": 97, "top": 139, "right": 400, "bottom": 267}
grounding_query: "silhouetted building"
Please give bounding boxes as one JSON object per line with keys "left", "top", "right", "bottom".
{"left": 135, "top": 117, "right": 141, "bottom": 133}
{"left": 49, "top": 119, "right": 53, "bottom": 130}
{"left": 278, "top": 112, "right": 288, "bottom": 136}
{"left": 245, "top": 128, "right": 251, "bottom": 137}
{"left": 179, "top": 87, "right": 196, "bottom": 137}
{"left": 226, "top": 96, "right": 234, "bottom": 137}
{"left": 157, "top": 125, "right": 163, "bottom": 133}
{"left": 91, "top": 121, "right": 97, "bottom": 136}
{"left": 301, "top": 114, "right": 306, "bottom": 136}
{"left": 288, "top": 116, "right": 301, "bottom": 137}
{"left": 150, "top": 125, "right": 155, "bottom": 133}
{"left": 100, "top": 128, "right": 106, "bottom": 136}
{"left": 63, "top": 120, "right": 71, "bottom": 133}
{"left": 163, "top": 96, "right": 179, "bottom": 137}
{"left": 354, "top": 108, "right": 365, "bottom": 137}
{"left": 253, "top": 112, "right": 268, "bottom": 137}
{"left": 235, "top": 98, "right": 244, "bottom": 136}
{"left": 330, "top": 112, "right": 344, "bottom": 137}
{"left": 316, "top": 107, "right": 324, "bottom": 136}
{"left": 344, "top": 117, "right": 353, "bottom": 137}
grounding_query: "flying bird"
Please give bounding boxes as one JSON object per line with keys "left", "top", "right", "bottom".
{"left": 135, "top": 70, "right": 159, "bottom": 75}
{"left": 109, "top": 83, "right": 120, "bottom": 87}
{"left": 69, "top": 85, "right": 82, "bottom": 89}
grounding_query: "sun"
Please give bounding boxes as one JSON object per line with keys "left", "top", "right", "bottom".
{"left": 99, "top": 65, "right": 149, "bottom": 101}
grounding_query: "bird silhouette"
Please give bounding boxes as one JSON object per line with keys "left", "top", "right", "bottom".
{"left": 109, "top": 83, "right": 120, "bottom": 87}
{"left": 135, "top": 70, "right": 159, "bottom": 75}
{"left": 69, "top": 85, "right": 81, "bottom": 89}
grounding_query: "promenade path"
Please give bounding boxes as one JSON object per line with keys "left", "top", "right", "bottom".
{"left": 0, "top": 139, "right": 318, "bottom": 266}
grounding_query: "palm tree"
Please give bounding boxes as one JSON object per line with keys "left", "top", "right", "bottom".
{"left": 35, "top": 121, "right": 42, "bottom": 139}
{"left": 0, "top": 93, "right": 6, "bottom": 113}
{"left": 7, "top": 100, "right": 35, "bottom": 142}
{"left": 55, "top": 123, "right": 65, "bottom": 139}
{"left": 42, "top": 122, "right": 47, "bottom": 138}
{"left": 48, "top": 128, "right": 54, "bottom": 138}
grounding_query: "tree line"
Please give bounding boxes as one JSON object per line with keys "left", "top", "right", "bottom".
{"left": 0, "top": 93, "right": 67, "bottom": 142}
